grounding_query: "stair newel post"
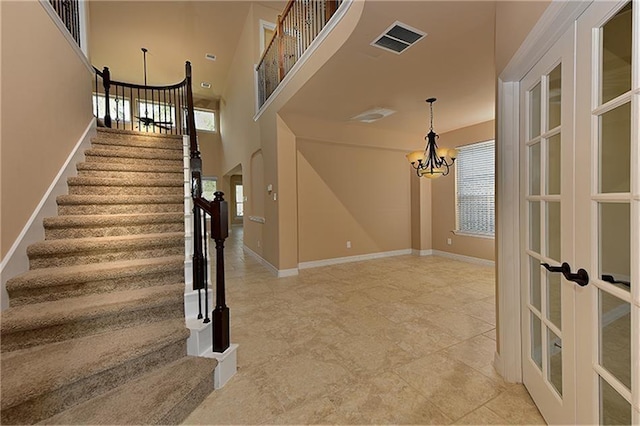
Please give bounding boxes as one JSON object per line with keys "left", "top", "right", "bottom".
{"left": 211, "top": 191, "right": 230, "bottom": 353}
{"left": 102, "top": 67, "right": 112, "bottom": 128}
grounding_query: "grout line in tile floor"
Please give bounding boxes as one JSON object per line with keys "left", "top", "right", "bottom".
{"left": 184, "top": 226, "right": 546, "bottom": 425}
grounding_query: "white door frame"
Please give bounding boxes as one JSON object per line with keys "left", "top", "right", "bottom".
{"left": 495, "top": 0, "right": 592, "bottom": 382}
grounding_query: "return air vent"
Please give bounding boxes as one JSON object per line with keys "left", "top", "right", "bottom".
{"left": 371, "top": 21, "right": 426, "bottom": 54}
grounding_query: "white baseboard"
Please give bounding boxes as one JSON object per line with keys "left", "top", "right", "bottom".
{"left": 243, "top": 244, "right": 299, "bottom": 277}
{"left": 430, "top": 249, "right": 495, "bottom": 267}
{"left": 1, "top": 119, "right": 96, "bottom": 310}
{"left": 298, "top": 249, "right": 412, "bottom": 270}
{"left": 412, "top": 249, "right": 433, "bottom": 256}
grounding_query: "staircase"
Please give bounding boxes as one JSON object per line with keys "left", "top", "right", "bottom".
{"left": 0, "top": 128, "right": 216, "bottom": 424}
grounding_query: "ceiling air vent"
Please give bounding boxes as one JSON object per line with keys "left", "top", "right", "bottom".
{"left": 371, "top": 21, "right": 426, "bottom": 54}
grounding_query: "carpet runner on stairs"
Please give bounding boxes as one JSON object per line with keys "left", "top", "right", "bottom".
{"left": 0, "top": 128, "right": 216, "bottom": 425}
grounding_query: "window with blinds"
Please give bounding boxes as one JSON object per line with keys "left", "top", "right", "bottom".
{"left": 455, "top": 140, "right": 495, "bottom": 236}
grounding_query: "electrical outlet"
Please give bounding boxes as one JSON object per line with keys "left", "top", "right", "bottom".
{"left": 346, "top": 241, "right": 351, "bottom": 249}
{"left": 257, "top": 240, "right": 261, "bottom": 248}
{"left": 447, "top": 238, "right": 452, "bottom": 245}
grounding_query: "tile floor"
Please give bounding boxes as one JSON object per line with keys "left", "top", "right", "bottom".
{"left": 184, "top": 227, "right": 546, "bottom": 425}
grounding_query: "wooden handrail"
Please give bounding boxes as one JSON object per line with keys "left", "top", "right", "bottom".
{"left": 94, "top": 67, "right": 187, "bottom": 91}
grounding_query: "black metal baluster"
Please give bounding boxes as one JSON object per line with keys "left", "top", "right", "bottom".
{"left": 137, "top": 87, "right": 141, "bottom": 130}
{"left": 202, "top": 211, "right": 210, "bottom": 323}
{"left": 193, "top": 204, "right": 204, "bottom": 320}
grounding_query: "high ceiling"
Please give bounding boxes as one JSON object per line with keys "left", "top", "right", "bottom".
{"left": 88, "top": 1, "right": 281, "bottom": 102}
{"left": 89, "top": 1, "right": 497, "bottom": 136}
{"left": 281, "top": 1, "right": 497, "bottom": 138}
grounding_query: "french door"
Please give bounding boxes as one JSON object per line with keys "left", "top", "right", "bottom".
{"left": 520, "top": 1, "right": 638, "bottom": 424}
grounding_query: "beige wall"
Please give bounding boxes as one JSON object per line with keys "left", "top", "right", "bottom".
{"left": 1, "top": 1, "right": 93, "bottom": 259}
{"left": 297, "top": 138, "right": 412, "bottom": 263}
{"left": 431, "top": 120, "right": 495, "bottom": 261}
{"left": 219, "top": 4, "right": 278, "bottom": 262}
{"left": 495, "top": 1, "right": 551, "bottom": 75}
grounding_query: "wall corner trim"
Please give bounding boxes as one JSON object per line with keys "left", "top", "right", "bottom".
{"left": 243, "top": 244, "right": 299, "bottom": 277}
{"left": 411, "top": 249, "right": 433, "bottom": 256}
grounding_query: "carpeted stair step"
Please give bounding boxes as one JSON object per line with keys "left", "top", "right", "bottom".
{"left": 84, "top": 148, "right": 182, "bottom": 167}
{"left": 92, "top": 134, "right": 183, "bottom": 151}
{"left": 67, "top": 176, "right": 183, "bottom": 196}
{"left": 27, "top": 232, "right": 184, "bottom": 269}
{"left": 96, "top": 127, "right": 183, "bottom": 147}
{"left": 44, "top": 213, "right": 184, "bottom": 239}
{"left": 76, "top": 161, "right": 183, "bottom": 180}
{"left": 6, "top": 255, "right": 185, "bottom": 306}
{"left": 89, "top": 143, "right": 183, "bottom": 160}
{"left": 0, "top": 284, "right": 184, "bottom": 352}
{"left": 42, "top": 356, "right": 217, "bottom": 425}
{"left": 0, "top": 319, "right": 192, "bottom": 425}
{"left": 57, "top": 194, "right": 184, "bottom": 215}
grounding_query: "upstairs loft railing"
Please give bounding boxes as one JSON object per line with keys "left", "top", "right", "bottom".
{"left": 93, "top": 62, "right": 231, "bottom": 353}
{"left": 49, "top": 0, "right": 81, "bottom": 48}
{"left": 93, "top": 67, "right": 189, "bottom": 135}
{"left": 256, "top": 0, "right": 343, "bottom": 108}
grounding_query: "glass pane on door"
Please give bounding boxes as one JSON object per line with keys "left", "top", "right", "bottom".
{"left": 530, "top": 83, "right": 542, "bottom": 138}
{"left": 599, "top": 203, "right": 631, "bottom": 292}
{"left": 547, "top": 134, "right": 561, "bottom": 195}
{"left": 546, "top": 202, "right": 561, "bottom": 262}
{"left": 600, "top": 377, "right": 632, "bottom": 425}
{"left": 599, "top": 102, "right": 631, "bottom": 194}
{"left": 601, "top": 3, "right": 632, "bottom": 104}
{"left": 599, "top": 290, "right": 631, "bottom": 389}
{"left": 547, "top": 273, "right": 561, "bottom": 328}
{"left": 548, "top": 65, "right": 562, "bottom": 129}
{"left": 530, "top": 142, "right": 541, "bottom": 195}
{"left": 548, "top": 328, "right": 563, "bottom": 396}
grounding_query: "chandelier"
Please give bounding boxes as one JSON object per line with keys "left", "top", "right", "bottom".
{"left": 406, "top": 98, "right": 458, "bottom": 179}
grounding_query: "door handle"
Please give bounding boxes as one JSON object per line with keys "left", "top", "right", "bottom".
{"left": 601, "top": 274, "right": 630, "bottom": 288}
{"left": 541, "top": 262, "right": 589, "bottom": 287}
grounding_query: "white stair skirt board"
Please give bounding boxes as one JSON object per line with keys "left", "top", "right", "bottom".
{"left": 186, "top": 316, "right": 213, "bottom": 357}
{"left": 298, "top": 249, "right": 412, "bottom": 270}
{"left": 186, "top": 320, "right": 238, "bottom": 389}
{"left": 243, "top": 245, "right": 299, "bottom": 277}
{"left": 430, "top": 249, "right": 495, "bottom": 267}
{"left": 201, "top": 343, "right": 239, "bottom": 389}
{"left": 0, "top": 119, "right": 96, "bottom": 310}
{"left": 184, "top": 289, "right": 213, "bottom": 325}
